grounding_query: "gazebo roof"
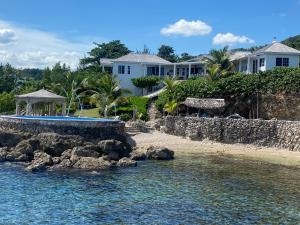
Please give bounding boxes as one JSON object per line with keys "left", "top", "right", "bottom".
{"left": 16, "top": 89, "right": 66, "bottom": 101}
{"left": 184, "top": 98, "right": 226, "bottom": 110}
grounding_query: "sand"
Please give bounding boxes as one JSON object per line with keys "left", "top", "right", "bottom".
{"left": 131, "top": 131, "right": 300, "bottom": 167}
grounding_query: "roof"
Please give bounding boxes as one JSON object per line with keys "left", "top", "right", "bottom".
{"left": 16, "top": 89, "right": 66, "bottom": 100}
{"left": 112, "top": 53, "right": 172, "bottom": 64}
{"left": 100, "top": 58, "right": 113, "bottom": 65}
{"left": 177, "top": 54, "right": 213, "bottom": 65}
{"left": 229, "top": 51, "right": 252, "bottom": 61}
{"left": 253, "top": 42, "right": 300, "bottom": 55}
{"left": 184, "top": 98, "right": 226, "bottom": 110}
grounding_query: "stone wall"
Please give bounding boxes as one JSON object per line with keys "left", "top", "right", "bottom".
{"left": 164, "top": 116, "right": 300, "bottom": 151}
{"left": 0, "top": 116, "right": 126, "bottom": 142}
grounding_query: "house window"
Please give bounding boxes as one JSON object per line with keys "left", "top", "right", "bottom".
{"left": 283, "top": 58, "right": 289, "bottom": 67}
{"left": 118, "top": 65, "right": 125, "bottom": 74}
{"left": 276, "top": 57, "right": 289, "bottom": 67}
{"left": 147, "top": 66, "right": 159, "bottom": 75}
{"left": 259, "top": 58, "right": 265, "bottom": 67}
{"left": 127, "top": 66, "right": 131, "bottom": 74}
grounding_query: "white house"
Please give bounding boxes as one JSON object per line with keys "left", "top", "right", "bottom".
{"left": 110, "top": 53, "right": 209, "bottom": 95}
{"left": 230, "top": 42, "right": 300, "bottom": 74}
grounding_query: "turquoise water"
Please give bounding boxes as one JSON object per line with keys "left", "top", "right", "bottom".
{"left": 0, "top": 155, "right": 299, "bottom": 225}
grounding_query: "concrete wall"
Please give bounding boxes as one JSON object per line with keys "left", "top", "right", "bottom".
{"left": 164, "top": 116, "right": 300, "bottom": 151}
{"left": 0, "top": 116, "right": 127, "bottom": 142}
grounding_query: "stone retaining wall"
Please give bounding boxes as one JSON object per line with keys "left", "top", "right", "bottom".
{"left": 164, "top": 116, "right": 300, "bottom": 151}
{"left": 0, "top": 116, "right": 126, "bottom": 142}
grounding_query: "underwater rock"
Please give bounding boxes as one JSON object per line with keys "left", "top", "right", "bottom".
{"left": 146, "top": 146, "right": 174, "bottom": 160}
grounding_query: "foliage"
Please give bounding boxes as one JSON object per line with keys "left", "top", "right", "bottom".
{"left": 206, "top": 64, "right": 222, "bottom": 81}
{"left": 87, "top": 73, "right": 129, "bottom": 116}
{"left": 0, "top": 64, "right": 19, "bottom": 93}
{"left": 178, "top": 53, "right": 194, "bottom": 62}
{"left": 131, "top": 76, "right": 161, "bottom": 89}
{"left": 0, "top": 92, "right": 15, "bottom": 113}
{"left": 157, "top": 45, "right": 178, "bottom": 62}
{"left": 80, "top": 40, "right": 130, "bottom": 68}
{"left": 164, "top": 100, "right": 178, "bottom": 115}
{"left": 163, "top": 76, "right": 179, "bottom": 99}
{"left": 282, "top": 35, "right": 300, "bottom": 51}
{"left": 156, "top": 68, "right": 300, "bottom": 111}
{"left": 209, "top": 46, "right": 233, "bottom": 72}
{"left": 115, "top": 96, "right": 150, "bottom": 121}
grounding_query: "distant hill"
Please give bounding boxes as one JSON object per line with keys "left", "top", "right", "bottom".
{"left": 282, "top": 35, "right": 300, "bottom": 51}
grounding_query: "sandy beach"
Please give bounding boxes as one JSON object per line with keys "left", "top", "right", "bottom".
{"left": 131, "top": 131, "right": 300, "bottom": 167}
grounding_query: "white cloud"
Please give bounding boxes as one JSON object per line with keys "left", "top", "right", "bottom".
{"left": 0, "top": 20, "right": 98, "bottom": 69}
{"left": 0, "top": 29, "right": 17, "bottom": 44}
{"left": 213, "top": 33, "right": 254, "bottom": 45}
{"left": 160, "top": 19, "right": 212, "bottom": 37}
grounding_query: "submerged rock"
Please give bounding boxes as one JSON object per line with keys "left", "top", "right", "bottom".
{"left": 146, "top": 146, "right": 174, "bottom": 160}
{"left": 72, "top": 157, "right": 113, "bottom": 170}
{"left": 117, "top": 157, "right": 137, "bottom": 167}
{"left": 26, "top": 152, "right": 53, "bottom": 172}
{"left": 130, "top": 151, "right": 147, "bottom": 161}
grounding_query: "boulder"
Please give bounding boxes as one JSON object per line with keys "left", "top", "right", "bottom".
{"left": 71, "top": 145, "right": 101, "bottom": 158}
{"left": 52, "top": 157, "right": 61, "bottom": 165}
{"left": 37, "top": 133, "right": 84, "bottom": 157}
{"left": 54, "top": 159, "right": 73, "bottom": 168}
{"left": 61, "top": 149, "right": 72, "bottom": 160}
{"left": 0, "top": 131, "right": 29, "bottom": 148}
{"left": 26, "top": 152, "right": 53, "bottom": 172}
{"left": 130, "top": 151, "right": 146, "bottom": 161}
{"left": 98, "top": 139, "right": 132, "bottom": 159}
{"left": 146, "top": 146, "right": 174, "bottom": 160}
{"left": 14, "top": 140, "right": 34, "bottom": 156}
{"left": 0, "top": 147, "right": 8, "bottom": 162}
{"left": 102, "top": 152, "right": 120, "bottom": 161}
{"left": 72, "top": 157, "right": 113, "bottom": 170}
{"left": 117, "top": 157, "right": 137, "bottom": 167}
{"left": 5, "top": 140, "right": 35, "bottom": 162}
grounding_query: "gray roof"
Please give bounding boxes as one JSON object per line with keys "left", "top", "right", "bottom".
{"left": 229, "top": 51, "right": 252, "bottom": 61}
{"left": 185, "top": 54, "right": 213, "bottom": 63}
{"left": 100, "top": 58, "right": 113, "bottom": 65}
{"left": 113, "top": 53, "right": 172, "bottom": 64}
{"left": 17, "top": 89, "right": 66, "bottom": 100}
{"left": 184, "top": 98, "right": 225, "bottom": 110}
{"left": 254, "top": 42, "right": 300, "bottom": 55}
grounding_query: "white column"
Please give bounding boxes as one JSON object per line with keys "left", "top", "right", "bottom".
{"left": 246, "top": 56, "right": 251, "bottom": 74}
{"left": 173, "top": 64, "right": 176, "bottom": 77}
{"left": 26, "top": 102, "right": 32, "bottom": 116}
{"left": 62, "top": 103, "right": 67, "bottom": 116}
{"left": 188, "top": 63, "right": 191, "bottom": 79}
{"left": 203, "top": 64, "right": 207, "bottom": 76}
{"left": 158, "top": 65, "right": 161, "bottom": 78}
{"left": 102, "top": 65, "right": 105, "bottom": 72}
{"left": 144, "top": 65, "right": 147, "bottom": 76}
{"left": 238, "top": 60, "right": 242, "bottom": 72}
{"left": 16, "top": 101, "right": 21, "bottom": 115}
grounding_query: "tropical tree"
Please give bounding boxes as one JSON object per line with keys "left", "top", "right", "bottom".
{"left": 87, "top": 73, "right": 130, "bottom": 117}
{"left": 163, "top": 76, "right": 179, "bottom": 99}
{"left": 80, "top": 40, "right": 130, "bottom": 69}
{"left": 157, "top": 45, "right": 178, "bottom": 62}
{"left": 164, "top": 99, "right": 178, "bottom": 115}
{"left": 209, "top": 46, "right": 233, "bottom": 72}
{"left": 131, "top": 76, "right": 160, "bottom": 95}
{"left": 206, "top": 64, "right": 222, "bottom": 82}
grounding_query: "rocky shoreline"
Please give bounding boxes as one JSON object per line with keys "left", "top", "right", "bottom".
{"left": 0, "top": 130, "right": 174, "bottom": 172}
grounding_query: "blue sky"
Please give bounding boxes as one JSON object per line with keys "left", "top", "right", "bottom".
{"left": 0, "top": 0, "right": 300, "bottom": 68}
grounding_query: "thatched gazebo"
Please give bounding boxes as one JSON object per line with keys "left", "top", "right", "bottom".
{"left": 16, "top": 89, "right": 67, "bottom": 116}
{"left": 183, "top": 98, "right": 226, "bottom": 116}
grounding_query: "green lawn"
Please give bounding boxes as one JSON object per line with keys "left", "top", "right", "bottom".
{"left": 74, "top": 108, "right": 100, "bottom": 118}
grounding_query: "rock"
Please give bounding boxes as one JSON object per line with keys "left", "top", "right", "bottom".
{"left": 102, "top": 152, "right": 120, "bottom": 161}
{"left": 61, "top": 149, "right": 72, "bottom": 160}
{"left": 0, "top": 131, "right": 29, "bottom": 148}
{"left": 0, "top": 147, "right": 8, "bottom": 162}
{"left": 26, "top": 152, "right": 53, "bottom": 172}
{"left": 98, "top": 139, "right": 132, "bottom": 159}
{"left": 146, "top": 146, "right": 174, "bottom": 160}
{"left": 52, "top": 157, "right": 61, "bottom": 164}
{"left": 72, "top": 157, "right": 113, "bottom": 170}
{"left": 71, "top": 145, "right": 101, "bottom": 158}
{"left": 130, "top": 151, "right": 146, "bottom": 161}
{"left": 14, "top": 140, "right": 34, "bottom": 155}
{"left": 37, "top": 133, "right": 84, "bottom": 157}
{"left": 55, "top": 159, "right": 73, "bottom": 168}
{"left": 117, "top": 157, "right": 137, "bottom": 167}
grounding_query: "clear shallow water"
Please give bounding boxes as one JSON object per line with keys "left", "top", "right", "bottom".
{"left": 0, "top": 155, "right": 299, "bottom": 225}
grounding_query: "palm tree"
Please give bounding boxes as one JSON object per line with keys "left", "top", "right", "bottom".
{"left": 163, "top": 76, "right": 179, "bottom": 99}
{"left": 206, "top": 64, "right": 221, "bottom": 82}
{"left": 87, "top": 73, "right": 130, "bottom": 117}
{"left": 209, "top": 46, "right": 233, "bottom": 72}
{"left": 164, "top": 99, "right": 178, "bottom": 115}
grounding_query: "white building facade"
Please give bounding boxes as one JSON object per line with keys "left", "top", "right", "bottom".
{"left": 231, "top": 42, "right": 300, "bottom": 74}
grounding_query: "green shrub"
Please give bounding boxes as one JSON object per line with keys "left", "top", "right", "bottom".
{"left": 0, "top": 93, "right": 15, "bottom": 113}
{"left": 116, "top": 96, "right": 150, "bottom": 121}
{"left": 155, "top": 68, "right": 300, "bottom": 112}
{"left": 131, "top": 76, "right": 160, "bottom": 89}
